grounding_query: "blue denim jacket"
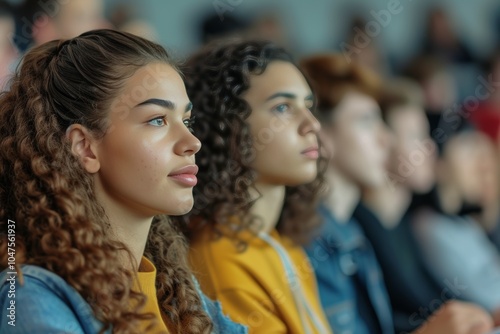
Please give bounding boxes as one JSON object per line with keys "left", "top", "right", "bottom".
{"left": 305, "top": 205, "right": 394, "bottom": 334}
{"left": 0, "top": 265, "right": 247, "bottom": 334}
{"left": 488, "top": 220, "right": 500, "bottom": 253}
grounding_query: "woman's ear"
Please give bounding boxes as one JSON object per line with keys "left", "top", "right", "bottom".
{"left": 66, "top": 124, "right": 101, "bottom": 173}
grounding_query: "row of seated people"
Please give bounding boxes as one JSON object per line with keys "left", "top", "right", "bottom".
{"left": 1, "top": 29, "right": 500, "bottom": 334}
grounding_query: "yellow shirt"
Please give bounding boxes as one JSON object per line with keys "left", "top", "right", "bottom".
{"left": 189, "top": 226, "right": 332, "bottom": 334}
{"left": 132, "top": 257, "right": 169, "bottom": 334}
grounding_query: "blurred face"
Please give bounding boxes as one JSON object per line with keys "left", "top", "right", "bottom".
{"left": 424, "top": 71, "right": 457, "bottom": 111}
{"left": 440, "top": 132, "right": 498, "bottom": 206}
{"left": 56, "top": 0, "right": 107, "bottom": 39}
{"left": 93, "top": 63, "right": 201, "bottom": 217}
{"left": 243, "top": 61, "right": 321, "bottom": 186}
{"left": 386, "top": 105, "right": 437, "bottom": 193}
{"left": 325, "top": 91, "right": 390, "bottom": 188}
{"left": 430, "top": 10, "right": 454, "bottom": 44}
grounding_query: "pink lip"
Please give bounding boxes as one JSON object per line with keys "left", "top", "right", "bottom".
{"left": 301, "top": 146, "right": 319, "bottom": 159}
{"left": 168, "top": 165, "right": 198, "bottom": 187}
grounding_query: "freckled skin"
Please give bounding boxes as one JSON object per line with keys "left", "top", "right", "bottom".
{"left": 93, "top": 63, "right": 201, "bottom": 218}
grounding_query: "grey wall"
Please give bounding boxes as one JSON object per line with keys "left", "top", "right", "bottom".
{"left": 104, "top": 0, "right": 500, "bottom": 62}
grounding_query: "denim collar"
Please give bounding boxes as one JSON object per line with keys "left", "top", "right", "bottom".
{"left": 317, "top": 204, "right": 369, "bottom": 253}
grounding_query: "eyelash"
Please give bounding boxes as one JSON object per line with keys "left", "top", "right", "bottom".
{"left": 272, "top": 103, "right": 290, "bottom": 113}
{"left": 148, "top": 116, "right": 167, "bottom": 127}
{"left": 147, "top": 116, "right": 196, "bottom": 132}
{"left": 183, "top": 116, "right": 196, "bottom": 133}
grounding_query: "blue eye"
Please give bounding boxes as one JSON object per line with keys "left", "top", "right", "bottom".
{"left": 148, "top": 116, "right": 166, "bottom": 127}
{"left": 273, "top": 104, "right": 290, "bottom": 113}
{"left": 183, "top": 116, "right": 196, "bottom": 133}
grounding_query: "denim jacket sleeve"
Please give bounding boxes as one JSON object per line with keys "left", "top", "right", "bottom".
{"left": 194, "top": 276, "right": 248, "bottom": 334}
{"left": 1, "top": 266, "right": 247, "bottom": 334}
{"left": 0, "top": 266, "right": 106, "bottom": 334}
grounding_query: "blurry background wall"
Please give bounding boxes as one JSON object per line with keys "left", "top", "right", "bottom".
{"left": 101, "top": 0, "right": 499, "bottom": 64}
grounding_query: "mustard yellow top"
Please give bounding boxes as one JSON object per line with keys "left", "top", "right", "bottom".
{"left": 189, "top": 226, "right": 332, "bottom": 334}
{"left": 132, "top": 257, "right": 169, "bottom": 334}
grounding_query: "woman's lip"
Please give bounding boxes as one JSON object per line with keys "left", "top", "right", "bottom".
{"left": 168, "top": 165, "right": 198, "bottom": 187}
{"left": 169, "top": 165, "right": 198, "bottom": 176}
{"left": 301, "top": 147, "right": 319, "bottom": 159}
{"left": 169, "top": 174, "right": 198, "bottom": 187}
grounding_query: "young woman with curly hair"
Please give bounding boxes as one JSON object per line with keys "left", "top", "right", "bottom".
{"left": 0, "top": 29, "right": 246, "bottom": 334}
{"left": 172, "top": 40, "right": 331, "bottom": 333}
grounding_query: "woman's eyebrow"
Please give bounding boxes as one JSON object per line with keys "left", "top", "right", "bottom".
{"left": 265, "top": 92, "right": 297, "bottom": 101}
{"left": 136, "top": 98, "right": 193, "bottom": 113}
{"left": 265, "top": 92, "right": 314, "bottom": 102}
{"left": 136, "top": 98, "right": 175, "bottom": 109}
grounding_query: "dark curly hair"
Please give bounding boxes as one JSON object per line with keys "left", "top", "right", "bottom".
{"left": 0, "top": 29, "right": 211, "bottom": 333}
{"left": 173, "top": 40, "right": 327, "bottom": 246}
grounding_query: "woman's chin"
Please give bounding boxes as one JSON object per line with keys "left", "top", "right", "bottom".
{"left": 168, "top": 200, "right": 194, "bottom": 216}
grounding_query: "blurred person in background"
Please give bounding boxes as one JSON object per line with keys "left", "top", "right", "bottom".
{"left": 468, "top": 50, "right": 500, "bottom": 253}
{"left": 361, "top": 78, "right": 437, "bottom": 229}
{"left": 301, "top": 54, "right": 494, "bottom": 334}
{"left": 419, "top": 7, "right": 476, "bottom": 65}
{"left": 338, "top": 16, "right": 391, "bottom": 78}
{"left": 411, "top": 124, "right": 500, "bottom": 327}
{"left": 15, "top": 0, "right": 108, "bottom": 51}
{"left": 353, "top": 77, "right": 452, "bottom": 333}
{"left": 197, "top": 12, "right": 250, "bottom": 45}
{"left": 249, "top": 12, "right": 287, "bottom": 46}
{"left": 195, "top": 8, "right": 293, "bottom": 56}
{"left": 0, "top": 0, "right": 18, "bottom": 89}
{"left": 405, "top": 55, "right": 458, "bottom": 116}
{"left": 301, "top": 53, "right": 394, "bottom": 334}
{"left": 108, "top": 3, "right": 159, "bottom": 42}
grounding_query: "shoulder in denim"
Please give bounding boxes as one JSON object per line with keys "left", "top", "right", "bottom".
{"left": 0, "top": 265, "right": 107, "bottom": 334}
{"left": 194, "top": 276, "right": 248, "bottom": 334}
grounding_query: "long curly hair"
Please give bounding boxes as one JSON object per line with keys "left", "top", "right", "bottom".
{"left": 173, "top": 40, "right": 327, "bottom": 246}
{"left": 0, "top": 29, "right": 211, "bottom": 334}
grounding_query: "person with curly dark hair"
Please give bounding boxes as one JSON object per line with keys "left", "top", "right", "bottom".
{"left": 172, "top": 40, "right": 331, "bottom": 333}
{"left": 0, "top": 29, "right": 247, "bottom": 334}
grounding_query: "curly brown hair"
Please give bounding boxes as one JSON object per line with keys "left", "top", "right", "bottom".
{"left": 0, "top": 29, "right": 211, "bottom": 333}
{"left": 173, "top": 40, "right": 327, "bottom": 246}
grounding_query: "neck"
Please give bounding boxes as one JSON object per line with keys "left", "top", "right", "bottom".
{"left": 324, "top": 167, "right": 360, "bottom": 224}
{"left": 436, "top": 183, "right": 462, "bottom": 215}
{"left": 363, "top": 183, "right": 412, "bottom": 229}
{"left": 249, "top": 182, "right": 286, "bottom": 234}
{"left": 97, "top": 193, "right": 153, "bottom": 272}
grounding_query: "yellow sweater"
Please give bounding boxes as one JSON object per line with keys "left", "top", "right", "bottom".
{"left": 133, "top": 257, "right": 169, "bottom": 334}
{"left": 189, "top": 226, "right": 331, "bottom": 334}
